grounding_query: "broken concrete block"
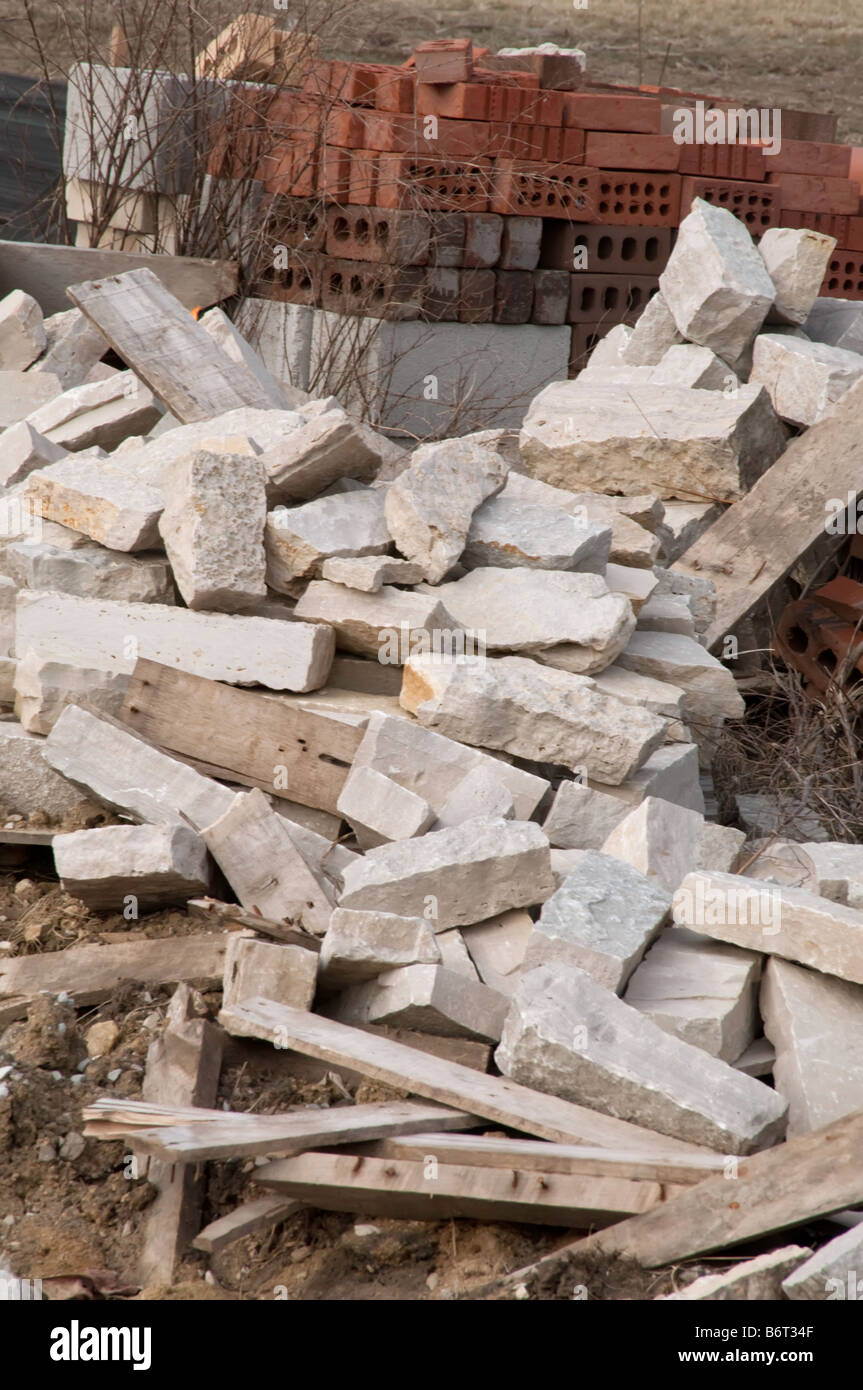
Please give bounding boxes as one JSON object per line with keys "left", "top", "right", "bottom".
{"left": 329, "top": 963, "right": 510, "bottom": 1043}
{"left": 319, "top": 907, "right": 441, "bottom": 987}
{"left": 432, "top": 765, "right": 515, "bottom": 830}
{"left": 320, "top": 555, "right": 425, "bottom": 592}
{"left": 799, "top": 840, "right": 863, "bottom": 908}
{"left": 43, "top": 704, "right": 235, "bottom": 828}
{"left": 13, "top": 653, "right": 128, "bottom": 734}
{"left": 652, "top": 567, "right": 716, "bottom": 635}
{"left": 804, "top": 296, "right": 863, "bottom": 355}
{"left": 588, "top": 322, "right": 632, "bottom": 366}
{"left": 782, "top": 1224, "right": 863, "bottom": 1301}
{"left": 697, "top": 821, "right": 746, "bottom": 874}
{"left": 431, "top": 568, "right": 635, "bottom": 671}
{"left": 338, "top": 816, "right": 555, "bottom": 931}
{"left": 463, "top": 497, "right": 611, "bottom": 573}
{"left": 524, "top": 850, "right": 671, "bottom": 992}
{"left": 199, "top": 306, "right": 293, "bottom": 410}
{"left": 759, "top": 227, "right": 836, "bottom": 327}
{"left": 659, "top": 199, "right": 776, "bottom": 368}
{"left": 0, "top": 369, "right": 62, "bottom": 428}
{"left": 25, "top": 454, "right": 165, "bottom": 550}
{"left": 351, "top": 710, "right": 549, "bottom": 821}
{"left": 294, "top": 580, "right": 458, "bottom": 661}
{"left": 674, "top": 871, "right": 863, "bottom": 986}
{"left": 261, "top": 407, "right": 381, "bottom": 503}
{"left": 734, "top": 1036, "right": 775, "bottom": 1077}
{"left": 636, "top": 592, "right": 697, "bottom": 638}
{"left": 222, "top": 933, "right": 318, "bottom": 1011}
{"left": 4, "top": 540, "right": 174, "bottom": 604}
{"left": 159, "top": 448, "right": 267, "bottom": 611}
{"left": 25, "top": 372, "right": 161, "bottom": 452}
{"left": 402, "top": 653, "right": 667, "bottom": 785}
{"left": 32, "top": 307, "right": 108, "bottom": 390}
{"left": 0, "top": 719, "right": 90, "bottom": 816}
{"left": 434, "top": 928, "right": 479, "bottom": 979}
{"left": 461, "top": 909, "right": 532, "bottom": 995}
{"left": 501, "top": 472, "right": 659, "bottom": 568}
{"left": 201, "top": 787, "right": 333, "bottom": 934}
{"left": 265, "top": 489, "right": 390, "bottom": 589}
{"left": 662, "top": 1247, "right": 811, "bottom": 1301}
{"left": 616, "top": 630, "right": 744, "bottom": 729}
{"left": 621, "top": 291, "right": 684, "bottom": 366}
{"left": 520, "top": 377, "right": 786, "bottom": 502}
{"left": 651, "top": 343, "right": 735, "bottom": 391}
{"left": 52, "top": 822, "right": 211, "bottom": 909}
{"left": 384, "top": 438, "right": 507, "bottom": 582}
{"left": 761, "top": 955, "right": 863, "bottom": 1136}
{"left": 601, "top": 566, "right": 658, "bottom": 621}
{"left": 550, "top": 847, "right": 588, "bottom": 887}
{"left": 543, "top": 779, "right": 631, "bottom": 850}
{"left": 591, "top": 665, "right": 688, "bottom": 740}
{"left": 16, "top": 590, "right": 334, "bottom": 691}
{"left": 0, "top": 421, "right": 67, "bottom": 487}
{"left": 656, "top": 500, "right": 723, "bottom": 562}
{"left": 336, "top": 764, "right": 436, "bottom": 850}
{"left": 750, "top": 332, "right": 863, "bottom": 427}
{"left": 624, "top": 926, "right": 761, "bottom": 1061}
{"left": 598, "top": 743, "right": 705, "bottom": 815}
{"left": 601, "top": 796, "right": 704, "bottom": 893}
{"left": 0, "top": 289, "right": 45, "bottom": 369}
{"left": 495, "top": 963, "right": 788, "bottom": 1153}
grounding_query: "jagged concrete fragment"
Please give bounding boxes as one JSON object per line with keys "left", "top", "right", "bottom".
{"left": 759, "top": 227, "right": 836, "bottom": 326}
{"left": 32, "top": 307, "right": 108, "bottom": 389}
{"left": 653, "top": 567, "right": 716, "bottom": 634}
{"left": 461, "top": 909, "right": 532, "bottom": 995}
{"left": 16, "top": 590, "right": 334, "bottom": 691}
{"left": 637, "top": 592, "right": 696, "bottom": 637}
{"left": 435, "top": 928, "right": 479, "bottom": 978}
{"left": 431, "top": 568, "right": 635, "bottom": 670}
{"left": 320, "top": 555, "right": 424, "bottom": 592}
{"left": 621, "top": 291, "right": 684, "bottom": 366}
{"left": 662, "top": 1248, "right": 811, "bottom": 1301}
{"left": 800, "top": 840, "right": 863, "bottom": 908}
{"left": 0, "top": 420, "right": 67, "bottom": 487}
{"left": 657, "top": 500, "right": 723, "bottom": 562}
{"left": 402, "top": 653, "right": 667, "bottom": 785}
{"left": 329, "top": 963, "right": 510, "bottom": 1043}
{"left": 550, "top": 848, "right": 589, "bottom": 887}
{"left": 0, "top": 720, "right": 90, "bottom": 816}
{"left": 338, "top": 817, "right": 554, "bottom": 931}
{"left": 433, "top": 765, "right": 515, "bottom": 830}
{"left": 265, "top": 489, "right": 389, "bottom": 589}
{"left": 159, "top": 448, "right": 267, "bottom": 610}
{"left": 659, "top": 199, "right": 776, "bottom": 367}
{"left": 616, "top": 630, "right": 744, "bottom": 728}
{"left": 13, "top": 653, "right": 128, "bottom": 734}
{"left": 735, "top": 1037, "right": 776, "bottom": 1077}
{"left": 0, "top": 369, "right": 62, "bottom": 427}
{"left": 598, "top": 744, "right": 705, "bottom": 814}
{"left": 199, "top": 306, "right": 293, "bottom": 409}
{"left": 350, "top": 710, "right": 548, "bottom": 821}
{"left": 4, "top": 540, "right": 173, "bottom": 603}
{"left": 805, "top": 296, "right": 863, "bottom": 354}
{"left": 222, "top": 933, "right": 317, "bottom": 1011}
{"left": 384, "top": 437, "right": 507, "bottom": 582}
{"left": 0, "top": 289, "right": 45, "bottom": 369}
{"left": 43, "top": 704, "right": 235, "bottom": 828}
{"left": 601, "top": 796, "right": 704, "bottom": 893}
{"left": 294, "top": 581, "right": 457, "bottom": 661}
{"left": 336, "top": 764, "right": 436, "bottom": 849}
{"left": 589, "top": 322, "right": 632, "bottom": 365}
{"left": 761, "top": 956, "right": 863, "bottom": 1136}
{"left": 524, "top": 850, "right": 671, "bottom": 992}
{"left": 52, "top": 822, "right": 211, "bottom": 909}
{"left": 603, "top": 564, "right": 658, "bottom": 615}
{"left": 261, "top": 407, "right": 383, "bottom": 503}
{"left": 624, "top": 926, "right": 761, "bottom": 1061}
{"left": 319, "top": 907, "right": 441, "bottom": 987}
{"left": 25, "top": 454, "right": 165, "bottom": 550}
{"left": 520, "top": 377, "right": 786, "bottom": 501}
{"left": 543, "top": 779, "right": 631, "bottom": 850}
{"left": 697, "top": 822, "right": 746, "bottom": 874}
{"left": 501, "top": 471, "right": 659, "bottom": 567}
{"left": 674, "top": 871, "right": 863, "bottom": 985}
{"left": 782, "top": 1224, "right": 863, "bottom": 1300}
{"left": 25, "top": 371, "right": 161, "bottom": 451}
{"left": 591, "top": 665, "right": 688, "bottom": 740}
{"left": 750, "top": 333, "right": 863, "bottom": 426}
{"left": 201, "top": 787, "right": 333, "bottom": 934}
{"left": 651, "top": 343, "right": 734, "bottom": 390}
{"left": 495, "top": 963, "right": 788, "bottom": 1153}
{"left": 463, "top": 497, "right": 611, "bottom": 573}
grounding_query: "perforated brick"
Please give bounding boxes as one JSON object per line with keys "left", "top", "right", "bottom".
{"left": 568, "top": 272, "right": 658, "bottom": 324}
{"left": 822, "top": 250, "right": 863, "bottom": 299}
{"left": 594, "top": 172, "right": 680, "bottom": 226}
{"left": 490, "top": 162, "right": 599, "bottom": 219}
{"left": 264, "top": 196, "right": 326, "bottom": 252}
{"left": 680, "top": 175, "right": 780, "bottom": 231}
{"left": 325, "top": 204, "right": 430, "bottom": 265}
{"left": 320, "top": 257, "right": 425, "bottom": 318}
{"left": 541, "top": 222, "right": 673, "bottom": 274}
{"left": 569, "top": 322, "right": 610, "bottom": 375}
{"left": 374, "top": 154, "right": 492, "bottom": 211}
{"left": 766, "top": 172, "right": 861, "bottom": 215}
{"left": 254, "top": 250, "right": 323, "bottom": 306}
{"left": 676, "top": 143, "right": 766, "bottom": 181}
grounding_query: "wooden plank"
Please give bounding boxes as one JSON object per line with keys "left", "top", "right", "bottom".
{"left": 355, "top": 1132, "right": 724, "bottom": 1186}
{"left": 83, "top": 1098, "right": 477, "bottom": 1161}
{"left": 255, "top": 1151, "right": 671, "bottom": 1227}
{"left": 678, "top": 382, "right": 863, "bottom": 650}
{"left": 193, "top": 1197, "right": 302, "bottom": 1255}
{"left": 139, "top": 984, "right": 224, "bottom": 1285}
{"left": 67, "top": 267, "right": 276, "bottom": 423}
{"left": 219, "top": 998, "right": 716, "bottom": 1159}
{"left": 0, "top": 240, "right": 236, "bottom": 316}
{"left": 496, "top": 1107, "right": 863, "bottom": 1284}
{"left": 195, "top": 14, "right": 277, "bottom": 80}
{"left": 122, "top": 659, "right": 361, "bottom": 815}
{"left": 186, "top": 898, "right": 322, "bottom": 952}
{"left": 0, "top": 828, "right": 55, "bottom": 847}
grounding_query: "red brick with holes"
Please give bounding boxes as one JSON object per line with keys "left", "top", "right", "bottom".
{"left": 680, "top": 175, "right": 780, "bottom": 231}
{"left": 594, "top": 172, "right": 681, "bottom": 226}
{"left": 490, "top": 162, "right": 600, "bottom": 219}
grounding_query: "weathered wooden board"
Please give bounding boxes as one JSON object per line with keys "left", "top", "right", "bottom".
{"left": 186, "top": 898, "right": 322, "bottom": 952}
{"left": 193, "top": 1197, "right": 302, "bottom": 1254}
{"left": 67, "top": 267, "right": 274, "bottom": 422}
{"left": 256, "top": 1151, "right": 672, "bottom": 1226}
{"left": 0, "top": 239, "right": 236, "bottom": 315}
{"left": 122, "top": 659, "right": 361, "bottom": 816}
{"left": 678, "top": 379, "right": 863, "bottom": 650}
{"left": 220, "top": 999, "right": 716, "bottom": 1159}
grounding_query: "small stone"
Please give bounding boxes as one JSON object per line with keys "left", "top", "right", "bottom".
{"left": 85, "top": 1021, "right": 120, "bottom": 1058}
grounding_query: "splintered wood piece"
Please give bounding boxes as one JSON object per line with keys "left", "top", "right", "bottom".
{"left": 193, "top": 1197, "right": 302, "bottom": 1254}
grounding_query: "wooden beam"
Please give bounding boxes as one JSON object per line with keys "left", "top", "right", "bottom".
{"left": 186, "top": 898, "right": 322, "bottom": 952}
{"left": 122, "top": 659, "right": 361, "bottom": 815}
{"left": 66, "top": 267, "right": 275, "bottom": 422}
{"left": 0, "top": 240, "right": 236, "bottom": 316}
{"left": 193, "top": 1197, "right": 302, "bottom": 1254}
{"left": 219, "top": 998, "right": 716, "bottom": 1159}
{"left": 678, "top": 381, "right": 863, "bottom": 649}
{"left": 255, "top": 1151, "right": 673, "bottom": 1226}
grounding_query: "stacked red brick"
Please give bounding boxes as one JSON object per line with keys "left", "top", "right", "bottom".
{"left": 213, "top": 36, "right": 863, "bottom": 372}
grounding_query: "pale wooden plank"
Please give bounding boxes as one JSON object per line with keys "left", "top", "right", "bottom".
{"left": 0, "top": 239, "right": 236, "bottom": 315}
{"left": 193, "top": 1197, "right": 302, "bottom": 1254}
{"left": 187, "top": 898, "right": 322, "bottom": 952}
{"left": 219, "top": 998, "right": 716, "bottom": 1159}
{"left": 256, "top": 1151, "right": 670, "bottom": 1226}
{"left": 67, "top": 267, "right": 275, "bottom": 422}
{"left": 0, "top": 828, "right": 55, "bottom": 846}
{"left": 678, "top": 381, "right": 863, "bottom": 650}
{"left": 122, "top": 659, "right": 361, "bottom": 815}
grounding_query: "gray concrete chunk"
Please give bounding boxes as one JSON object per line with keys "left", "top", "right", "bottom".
{"left": 0, "top": 289, "right": 46, "bottom": 369}
{"left": 759, "top": 227, "right": 836, "bottom": 327}
{"left": 329, "top": 962, "right": 510, "bottom": 1042}
{"left": 782, "top": 1224, "right": 863, "bottom": 1301}
{"left": 159, "top": 447, "right": 267, "bottom": 611}
{"left": 319, "top": 907, "right": 441, "bottom": 987}
{"left": 266, "top": 489, "right": 390, "bottom": 589}
{"left": 463, "top": 497, "right": 611, "bottom": 573}
{"left": 53, "top": 822, "right": 212, "bottom": 909}
{"left": 336, "top": 764, "right": 436, "bottom": 849}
